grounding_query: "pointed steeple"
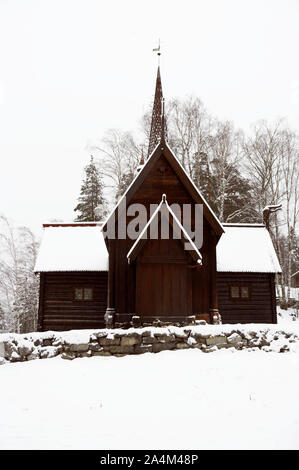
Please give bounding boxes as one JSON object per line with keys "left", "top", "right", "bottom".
{"left": 147, "top": 66, "right": 166, "bottom": 158}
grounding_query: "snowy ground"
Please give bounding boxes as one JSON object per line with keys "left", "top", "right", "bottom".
{"left": 0, "top": 347, "right": 299, "bottom": 450}
{"left": 277, "top": 305, "right": 299, "bottom": 325}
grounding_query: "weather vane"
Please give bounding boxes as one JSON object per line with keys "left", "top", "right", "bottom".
{"left": 153, "top": 39, "right": 161, "bottom": 65}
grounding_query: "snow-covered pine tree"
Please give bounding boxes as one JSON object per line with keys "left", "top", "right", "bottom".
{"left": 74, "top": 156, "right": 107, "bottom": 222}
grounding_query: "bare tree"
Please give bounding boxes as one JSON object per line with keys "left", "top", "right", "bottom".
{"left": 90, "top": 129, "right": 141, "bottom": 203}
{"left": 280, "top": 129, "right": 299, "bottom": 302}
{"left": 142, "top": 98, "right": 253, "bottom": 222}
{"left": 242, "top": 121, "right": 284, "bottom": 284}
{"left": 243, "top": 120, "right": 299, "bottom": 305}
{"left": 166, "top": 96, "right": 212, "bottom": 175}
{"left": 242, "top": 120, "right": 284, "bottom": 215}
{"left": 0, "top": 216, "right": 39, "bottom": 332}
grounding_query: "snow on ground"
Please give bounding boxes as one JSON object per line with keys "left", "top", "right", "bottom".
{"left": 0, "top": 348, "right": 299, "bottom": 450}
{"left": 277, "top": 306, "right": 299, "bottom": 325}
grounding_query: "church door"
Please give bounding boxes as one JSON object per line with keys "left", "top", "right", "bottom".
{"left": 135, "top": 238, "right": 192, "bottom": 318}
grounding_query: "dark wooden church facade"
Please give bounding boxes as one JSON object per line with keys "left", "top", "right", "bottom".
{"left": 35, "top": 68, "right": 281, "bottom": 331}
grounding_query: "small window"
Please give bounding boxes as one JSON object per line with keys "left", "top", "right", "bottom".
{"left": 230, "top": 286, "right": 240, "bottom": 298}
{"left": 241, "top": 286, "right": 249, "bottom": 299}
{"left": 84, "top": 288, "right": 93, "bottom": 300}
{"left": 74, "top": 287, "right": 94, "bottom": 301}
{"left": 230, "top": 285, "right": 250, "bottom": 300}
{"left": 74, "top": 288, "right": 83, "bottom": 300}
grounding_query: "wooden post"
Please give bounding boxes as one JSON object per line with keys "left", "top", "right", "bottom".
{"left": 37, "top": 273, "right": 45, "bottom": 331}
{"left": 105, "top": 240, "right": 115, "bottom": 328}
{"left": 208, "top": 231, "right": 221, "bottom": 324}
{"left": 270, "top": 274, "right": 277, "bottom": 324}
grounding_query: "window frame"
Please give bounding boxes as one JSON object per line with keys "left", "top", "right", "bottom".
{"left": 229, "top": 284, "right": 251, "bottom": 301}
{"left": 73, "top": 286, "right": 94, "bottom": 302}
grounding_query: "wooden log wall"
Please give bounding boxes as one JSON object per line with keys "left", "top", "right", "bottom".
{"left": 40, "top": 272, "right": 108, "bottom": 331}
{"left": 217, "top": 272, "right": 277, "bottom": 324}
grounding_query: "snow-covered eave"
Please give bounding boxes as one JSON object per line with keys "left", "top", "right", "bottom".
{"left": 217, "top": 269, "right": 282, "bottom": 274}
{"left": 222, "top": 223, "right": 265, "bottom": 227}
{"left": 34, "top": 268, "right": 108, "bottom": 273}
{"left": 34, "top": 270, "right": 107, "bottom": 273}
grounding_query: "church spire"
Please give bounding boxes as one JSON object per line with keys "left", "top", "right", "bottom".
{"left": 147, "top": 66, "right": 166, "bottom": 158}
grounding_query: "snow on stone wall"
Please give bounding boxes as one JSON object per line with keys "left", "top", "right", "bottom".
{"left": 1, "top": 323, "right": 299, "bottom": 365}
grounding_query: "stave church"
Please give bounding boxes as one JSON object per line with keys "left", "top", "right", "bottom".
{"left": 34, "top": 67, "right": 281, "bottom": 331}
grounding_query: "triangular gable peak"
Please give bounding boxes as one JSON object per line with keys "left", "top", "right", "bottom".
{"left": 103, "top": 141, "right": 224, "bottom": 238}
{"left": 127, "top": 194, "right": 202, "bottom": 264}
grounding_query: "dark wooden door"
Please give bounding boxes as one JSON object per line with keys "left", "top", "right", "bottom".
{"left": 135, "top": 238, "right": 192, "bottom": 317}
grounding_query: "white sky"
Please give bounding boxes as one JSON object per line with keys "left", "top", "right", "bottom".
{"left": 0, "top": 0, "right": 299, "bottom": 239}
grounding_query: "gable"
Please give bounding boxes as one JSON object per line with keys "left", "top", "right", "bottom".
{"left": 103, "top": 142, "right": 224, "bottom": 238}
{"left": 131, "top": 154, "right": 193, "bottom": 205}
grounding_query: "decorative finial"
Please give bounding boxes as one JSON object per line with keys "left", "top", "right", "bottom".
{"left": 262, "top": 204, "right": 282, "bottom": 230}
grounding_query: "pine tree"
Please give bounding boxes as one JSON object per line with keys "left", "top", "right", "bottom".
{"left": 192, "top": 152, "right": 212, "bottom": 203}
{"left": 74, "top": 156, "right": 107, "bottom": 222}
{"left": 116, "top": 168, "right": 136, "bottom": 201}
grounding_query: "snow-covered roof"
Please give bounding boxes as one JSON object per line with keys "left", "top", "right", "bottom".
{"left": 34, "top": 225, "right": 108, "bottom": 272}
{"left": 34, "top": 222, "right": 281, "bottom": 274}
{"left": 217, "top": 224, "right": 281, "bottom": 273}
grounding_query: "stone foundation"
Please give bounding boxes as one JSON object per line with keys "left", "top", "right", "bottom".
{"left": 0, "top": 323, "right": 298, "bottom": 365}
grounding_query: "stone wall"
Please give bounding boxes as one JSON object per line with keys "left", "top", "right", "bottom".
{"left": 0, "top": 324, "right": 298, "bottom": 365}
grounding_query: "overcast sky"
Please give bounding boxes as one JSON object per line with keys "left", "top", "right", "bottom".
{"left": 0, "top": 0, "right": 299, "bottom": 238}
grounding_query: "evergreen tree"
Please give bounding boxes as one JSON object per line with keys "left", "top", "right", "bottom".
{"left": 74, "top": 156, "right": 107, "bottom": 222}
{"left": 116, "top": 168, "right": 136, "bottom": 201}
{"left": 192, "top": 152, "right": 212, "bottom": 203}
